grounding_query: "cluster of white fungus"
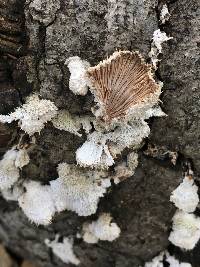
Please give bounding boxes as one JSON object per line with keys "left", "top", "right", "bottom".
{"left": 65, "top": 56, "right": 90, "bottom": 96}
{"left": 169, "top": 210, "right": 200, "bottom": 250}
{"left": 169, "top": 171, "right": 200, "bottom": 250}
{"left": 0, "top": 147, "right": 29, "bottom": 190}
{"left": 160, "top": 4, "right": 170, "bottom": 24}
{"left": 170, "top": 176, "right": 199, "bottom": 213}
{"left": 149, "top": 29, "right": 173, "bottom": 69}
{"left": 18, "top": 181, "right": 56, "bottom": 225}
{"left": 50, "top": 163, "right": 111, "bottom": 216}
{"left": 45, "top": 235, "right": 80, "bottom": 265}
{"left": 144, "top": 251, "right": 192, "bottom": 267}
{"left": 82, "top": 213, "right": 121, "bottom": 243}
{"left": 52, "top": 110, "right": 93, "bottom": 137}
{"left": 76, "top": 117, "right": 155, "bottom": 169}
{"left": 0, "top": 95, "right": 58, "bottom": 135}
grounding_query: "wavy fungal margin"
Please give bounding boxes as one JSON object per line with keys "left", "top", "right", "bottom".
{"left": 87, "top": 51, "right": 161, "bottom": 122}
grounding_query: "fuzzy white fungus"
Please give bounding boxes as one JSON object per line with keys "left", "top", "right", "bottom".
{"left": 50, "top": 163, "right": 111, "bottom": 216}
{"left": 160, "top": 4, "right": 170, "bottom": 24}
{"left": 45, "top": 235, "right": 80, "bottom": 265}
{"left": 169, "top": 210, "right": 200, "bottom": 250}
{"left": 170, "top": 176, "right": 199, "bottom": 213}
{"left": 76, "top": 131, "right": 114, "bottom": 169}
{"left": 82, "top": 213, "right": 121, "bottom": 243}
{"left": 52, "top": 110, "right": 92, "bottom": 137}
{"left": 76, "top": 119, "right": 150, "bottom": 169}
{"left": 0, "top": 148, "right": 29, "bottom": 190}
{"left": 0, "top": 94, "right": 58, "bottom": 135}
{"left": 18, "top": 181, "right": 56, "bottom": 225}
{"left": 144, "top": 251, "right": 192, "bottom": 267}
{"left": 65, "top": 56, "right": 90, "bottom": 96}
{"left": 1, "top": 183, "right": 24, "bottom": 201}
{"left": 149, "top": 29, "right": 172, "bottom": 68}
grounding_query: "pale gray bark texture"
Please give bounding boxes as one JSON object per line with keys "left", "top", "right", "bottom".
{"left": 0, "top": 0, "right": 199, "bottom": 266}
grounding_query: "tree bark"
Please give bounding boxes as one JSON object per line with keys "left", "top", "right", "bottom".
{"left": 0, "top": 0, "right": 199, "bottom": 266}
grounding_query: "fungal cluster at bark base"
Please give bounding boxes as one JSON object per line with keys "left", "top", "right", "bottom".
{"left": 169, "top": 172, "right": 200, "bottom": 250}
{"left": 81, "top": 213, "right": 121, "bottom": 243}
{"left": 45, "top": 235, "right": 80, "bottom": 265}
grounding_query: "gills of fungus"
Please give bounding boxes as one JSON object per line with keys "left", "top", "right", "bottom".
{"left": 87, "top": 51, "right": 161, "bottom": 122}
{"left": 82, "top": 213, "right": 121, "bottom": 244}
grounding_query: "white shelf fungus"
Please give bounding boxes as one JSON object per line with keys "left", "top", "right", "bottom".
{"left": 169, "top": 210, "right": 200, "bottom": 250}
{"left": 144, "top": 251, "right": 165, "bottom": 267}
{"left": 76, "top": 131, "right": 114, "bottom": 169}
{"left": 18, "top": 181, "right": 56, "bottom": 225}
{"left": 52, "top": 110, "right": 92, "bottom": 137}
{"left": 149, "top": 29, "right": 173, "bottom": 68}
{"left": 76, "top": 119, "right": 150, "bottom": 169}
{"left": 0, "top": 148, "right": 29, "bottom": 190}
{"left": 144, "top": 251, "right": 192, "bottom": 267}
{"left": 165, "top": 253, "right": 192, "bottom": 267}
{"left": 45, "top": 235, "right": 80, "bottom": 265}
{"left": 0, "top": 94, "right": 58, "bottom": 135}
{"left": 160, "top": 4, "right": 170, "bottom": 24}
{"left": 82, "top": 213, "right": 121, "bottom": 243}
{"left": 50, "top": 163, "right": 111, "bottom": 216}
{"left": 87, "top": 51, "right": 161, "bottom": 123}
{"left": 65, "top": 56, "right": 90, "bottom": 96}
{"left": 170, "top": 176, "right": 199, "bottom": 213}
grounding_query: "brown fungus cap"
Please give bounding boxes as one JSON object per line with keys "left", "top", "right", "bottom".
{"left": 87, "top": 51, "right": 161, "bottom": 122}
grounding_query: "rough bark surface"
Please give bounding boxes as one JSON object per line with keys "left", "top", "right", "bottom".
{"left": 0, "top": 0, "right": 199, "bottom": 267}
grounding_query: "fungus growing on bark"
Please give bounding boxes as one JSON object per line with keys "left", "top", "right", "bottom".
{"left": 18, "top": 181, "right": 56, "bottom": 225}
{"left": 52, "top": 110, "right": 93, "bottom": 137}
{"left": 50, "top": 163, "right": 111, "bottom": 216}
{"left": 0, "top": 94, "right": 58, "bottom": 136}
{"left": 65, "top": 56, "right": 90, "bottom": 96}
{"left": 149, "top": 29, "right": 173, "bottom": 69}
{"left": 144, "top": 251, "right": 192, "bottom": 267}
{"left": 170, "top": 176, "right": 199, "bottom": 213}
{"left": 87, "top": 51, "right": 161, "bottom": 122}
{"left": 45, "top": 235, "right": 80, "bottom": 265}
{"left": 169, "top": 210, "right": 200, "bottom": 250}
{"left": 160, "top": 4, "right": 170, "bottom": 24}
{"left": 82, "top": 213, "right": 121, "bottom": 243}
{"left": 0, "top": 147, "right": 30, "bottom": 190}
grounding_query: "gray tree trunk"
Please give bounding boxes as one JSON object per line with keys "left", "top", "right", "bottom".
{"left": 0, "top": 0, "right": 199, "bottom": 266}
